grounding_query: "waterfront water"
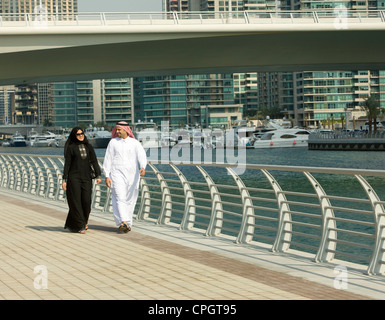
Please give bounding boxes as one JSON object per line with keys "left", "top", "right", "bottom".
{"left": 1, "top": 145, "right": 385, "bottom": 170}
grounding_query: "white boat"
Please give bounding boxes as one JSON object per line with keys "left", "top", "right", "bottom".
{"left": 137, "top": 129, "right": 162, "bottom": 149}
{"left": 134, "top": 120, "right": 162, "bottom": 149}
{"left": 45, "top": 131, "right": 58, "bottom": 147}
{"left": 10, "top": 132, "right": 27, "bottom": 147}
{"left": 26, "top": 130, "right": 57, "bottom": 147}
{"left": 211, "top": 128, "right": 225, "bottom": 148}
{"left": 85, "top": 126, "right": 111, "bottom": 148}
{"left": 172, "top": 128, "right": 191, "bottom": 147}
{"left": 224, "top": 120, "right": 256, "bottom": 148}
{"left": 191, "top": 128, "right": 219, "bottom": 149}
{"left": 54, "top": 134, "right": 68, "bottom": 148}
{"left": 251, "top": 128, "right": 311, "bottom": 148}
{"left": 160, "top": 132, "right": 177, "bottom": 148}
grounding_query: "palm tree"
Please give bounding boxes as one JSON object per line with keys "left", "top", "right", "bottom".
{"left": 361, "top": 95, "right": 380, "bottom": 133}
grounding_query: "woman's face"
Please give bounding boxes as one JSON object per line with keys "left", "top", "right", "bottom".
{"left": 76, "top": 129, "right": 85, "bottom": 142}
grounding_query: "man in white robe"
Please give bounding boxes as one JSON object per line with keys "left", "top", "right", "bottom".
{"left": 103, "top": 121, "right": 147, "bottom": 233}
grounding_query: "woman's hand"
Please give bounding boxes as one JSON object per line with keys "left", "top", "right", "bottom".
{"left": 105, "top": 177, "right": 112, "bottom": 188}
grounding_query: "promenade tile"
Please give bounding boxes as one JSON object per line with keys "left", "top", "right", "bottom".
{"left": 0, "top": 191, "right": 378, "bottom": 301}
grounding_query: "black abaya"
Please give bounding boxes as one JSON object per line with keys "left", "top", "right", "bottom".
{"left": 63, "top": 142, "right": 101, "bottom": 232}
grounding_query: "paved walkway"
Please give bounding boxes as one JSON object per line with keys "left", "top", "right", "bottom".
{"left": 0, "top": 189, "right": 384, "bottom": 303}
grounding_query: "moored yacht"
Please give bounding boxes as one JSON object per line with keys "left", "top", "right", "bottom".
{"left": 10, "top": 132, "right": 27, "bottom": 147}
{"left": 134, "top": 119, "right": 162, "bottom": 149}
{"left": 251, "top": 128, "right": 311, "bottom": 148}
{"left": 85, "top": 126, "right": 111, "bottom": 148}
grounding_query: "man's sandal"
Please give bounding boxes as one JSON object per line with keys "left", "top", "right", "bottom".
{"left": 119, "top": 223, "right": 131, "bottom": 233}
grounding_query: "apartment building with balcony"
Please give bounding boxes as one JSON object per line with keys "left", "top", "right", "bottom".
{"left": 134, "top": 74, "right": 239, "bottom": 129}
{"left": 0, "top": 86, "right": 15, "bottom": 125}
{"left": 102, "top": 78, "right": 134, "bottom": 127}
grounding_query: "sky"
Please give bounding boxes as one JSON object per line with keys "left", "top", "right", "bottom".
{"left": 78, "top": 0, "right": 163, "bottom": 12}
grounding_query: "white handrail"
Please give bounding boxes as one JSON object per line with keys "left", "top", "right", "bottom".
{"left": 0, "top": 10, "right": 384, "bottom": 27}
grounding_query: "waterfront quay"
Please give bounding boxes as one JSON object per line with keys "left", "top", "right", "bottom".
{"left": 308, "top": 131, "right": 385, "bottom": 151}
{"left": 0, "top": 188, "right": 382, "bottom": 301}
{"left": 2, "top": 152, "right": 385, "bottom": 303}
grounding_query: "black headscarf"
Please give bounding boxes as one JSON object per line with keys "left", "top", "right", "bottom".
{"left": 68, "top": 127, "right": 89, "bottom": 145}
{"left": 64, "top": 127, "right": 90, "bottom": 156}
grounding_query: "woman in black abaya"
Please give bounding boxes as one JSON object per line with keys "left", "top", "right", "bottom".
{"left": 62, "top": 127, "right": 102, "bottom": 233}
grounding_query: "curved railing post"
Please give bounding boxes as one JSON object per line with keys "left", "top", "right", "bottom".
{"left": 261, "top": 169, "right": 291, "bottom": 252}
{"left": 20, "top": 155, "right": 30, "bottom": 193}
{"left": 136, "top": 177, "right": 150, "bottom": 220}
{"left": 356, "top": 175, "right": 385, "bottom": 275}
{"left": 197, "top": 166, "right": 223, "bottom": 237}
{"left": 148, "top": 163, "right": 172, "bottom": 225}
{"left": 3, "top": 155, "right": 14, "bottom": 189}
{"left": 13, "top": 155, "right": 22, "bottom": 192}
{"left": 41, "top": 157, "right": 54, "bottom": 199}
{"left": 0, "top": 155, "right": 5, "bottom": 186}
{"left": 227, "top": 167, "right": 255, "bottom": 244}
{"left": 170, "top": 163, "right": 196, "bottom": 230}
{"left": 304, "top": 172, "right": 337, "bottom": 263}
{"left": 56, "top": 158, "right": 66, "bottom": 201}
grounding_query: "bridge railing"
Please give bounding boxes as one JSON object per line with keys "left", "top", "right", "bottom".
{"left": 0, "top": 10, "right": 384, "bottom": 27}
{"left": 1, "top": 153, "right": 385, "bottom": 275}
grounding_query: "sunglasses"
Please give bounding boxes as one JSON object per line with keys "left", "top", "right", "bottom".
{"left": 76, "top": 132, "right": 84, "bottom": 136}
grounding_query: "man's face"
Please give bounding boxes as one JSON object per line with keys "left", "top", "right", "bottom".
{"left": 116, "top": 127, "right": 128, "bottom": 139}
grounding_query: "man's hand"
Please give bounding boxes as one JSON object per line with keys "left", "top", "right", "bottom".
{"left": 96, "top": 178, "right": 102, "bottom": 185}
{"left": 105, "top": 177, "right": 112, "bottom": 188}
{"left": 139, "top": 168, "right": 145, "bottom": 177}
{"left": 62, "top": 181, "right": 67, "bottom": 191}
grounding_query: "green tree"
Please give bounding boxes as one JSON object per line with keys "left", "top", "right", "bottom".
{"left": 360, "top": 95, "right": 381, "bottom": 133}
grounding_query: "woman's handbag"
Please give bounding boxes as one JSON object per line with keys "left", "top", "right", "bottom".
{"left": 90, "top": 161, "right": 97, "bottom": 179}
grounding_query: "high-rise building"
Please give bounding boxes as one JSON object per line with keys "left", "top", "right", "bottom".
{"left": 101, "top": 78, "right": 134, "bottom": 127}
{"left": 52, "top": 79, "right": 134, "bottom": 129}
{"left": 0, "top": 86, "right": 15, "bottom": 124}
{"left": 134, "top": 74, "right": 240, "bottom": 129}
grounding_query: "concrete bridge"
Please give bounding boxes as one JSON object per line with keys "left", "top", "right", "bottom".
{"left": 0, "top": 10, "right": 385, "bottom": 85}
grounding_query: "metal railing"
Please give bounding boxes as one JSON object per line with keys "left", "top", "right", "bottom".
{"left": 1, "top": 153, "right": 385, "bottom": 275}
{"left": 0, "top": 10, "right": 384, "bottom": 27}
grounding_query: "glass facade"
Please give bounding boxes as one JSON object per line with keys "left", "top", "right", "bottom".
{"left": 134, "top": 74, "right": 235, "bottom": 128}
{"left": 53, "top": 82, "right": 76, "bottom": 128}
